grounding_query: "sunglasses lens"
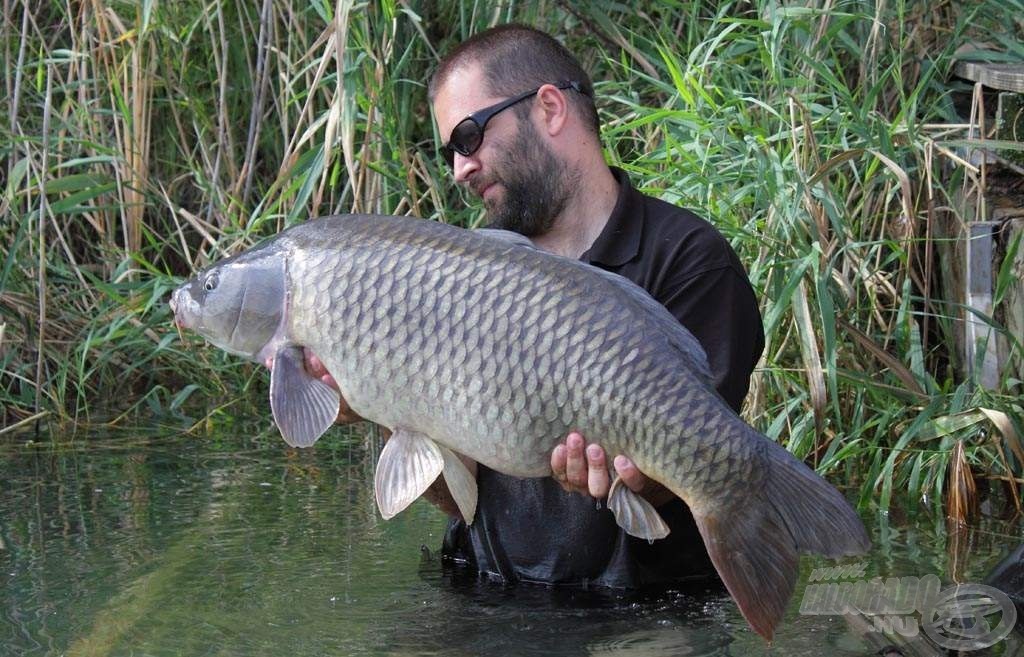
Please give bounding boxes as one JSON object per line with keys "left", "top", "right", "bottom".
{"left": 449, "top": 119, "right": 482, "bottom": 157}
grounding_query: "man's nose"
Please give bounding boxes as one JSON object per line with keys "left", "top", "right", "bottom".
{"left": 452, "top": 151, "right": 479, "bottom": 185}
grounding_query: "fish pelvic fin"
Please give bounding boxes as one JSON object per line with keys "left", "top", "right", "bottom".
{"left": 691, "top": 437, "right": 870, "bottom": 643}
{"left": 375, "top": 429, "right": 444, "bottom": 519}
{"left": 375, "top": 431, "right": 480, "bottom": 523}
{"left": 269, "top": 346, "right": 341, "bottom": 448}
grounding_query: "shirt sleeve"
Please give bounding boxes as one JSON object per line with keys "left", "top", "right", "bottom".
{"left": 654, "top": 265, "right": 764, "bottom": 413}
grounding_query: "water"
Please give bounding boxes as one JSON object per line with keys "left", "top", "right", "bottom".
{"left": 1, "top": 428, "right": 1021, "bottom": 656}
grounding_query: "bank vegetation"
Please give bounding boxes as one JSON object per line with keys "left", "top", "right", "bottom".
{"left": 2, "top": 0, "right": 1022, "bottom": 516}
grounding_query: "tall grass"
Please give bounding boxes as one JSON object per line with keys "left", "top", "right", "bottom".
{"left": 2, "top": 0, "right": 1022, "bottom": 514}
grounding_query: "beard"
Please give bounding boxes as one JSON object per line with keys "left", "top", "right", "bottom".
{"left": 482, "top": 119, "right": 573, "bottom": 237}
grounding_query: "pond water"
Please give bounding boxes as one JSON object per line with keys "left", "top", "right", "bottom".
{"left": 1, "top": 426, "right": 1021, "bottom": 657}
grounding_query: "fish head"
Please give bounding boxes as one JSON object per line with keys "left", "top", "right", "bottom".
{"left": 170, "top": 246, "right": 287, "bottom": 361}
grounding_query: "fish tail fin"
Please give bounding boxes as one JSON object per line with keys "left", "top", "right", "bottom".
{"left": 691, "top": 436, "right": 869, "bottom": 642}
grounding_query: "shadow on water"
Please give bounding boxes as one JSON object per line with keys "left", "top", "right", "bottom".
{"left": 0, "top": 428, "right": 1022, "bottom": 656}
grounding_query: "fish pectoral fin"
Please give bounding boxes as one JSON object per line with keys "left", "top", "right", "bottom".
{"left": 607, "top": 476, "right": 671, "bottom": 541}
{"left": 269, "top": 346, "right": 341, "bottom": 448}
{"left": 437, "top": 445, "right": 478, "bottom": 525}
{"left": 374, "top": 429, "right": 444, "bottom": 520}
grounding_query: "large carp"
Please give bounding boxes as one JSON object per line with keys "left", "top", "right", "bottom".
{"left": 170, "top": 214, "right": 869, "bottom": 640}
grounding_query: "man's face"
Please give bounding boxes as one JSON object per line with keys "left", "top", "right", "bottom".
{"left": 432, "top": 64, "right": 570, "bottom": 236}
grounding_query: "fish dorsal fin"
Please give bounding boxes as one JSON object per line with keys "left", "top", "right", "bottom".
{"left": 269, "top": 346, "right": 340, "bottom": 447}
{"left": 437, "top": 444, "right": 478, "bottom": 525}
{"left": 374, "top": 429, "right": 445, "bottom": 519}
{"left": 588, "top": 266, "right": 712, "bottom": 382}
{"left": 607, "top": 475, "right": 671, "bottom": 540}
{"left": 475, "top": 228, "right": 538, "bottom": 249}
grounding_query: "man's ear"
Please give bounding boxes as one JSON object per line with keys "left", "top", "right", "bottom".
{"left": 535, "top": 83, "right": 570, "bottom": 136}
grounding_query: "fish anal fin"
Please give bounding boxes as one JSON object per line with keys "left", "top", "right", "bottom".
{"left": 269, "top": 346, "right": 340, "bottom": 448}
{"left": 607, "top": 476, "right": 670, "bottom": 540}
{"left": 374, "top": 429, "right": 444, "bottom": 519}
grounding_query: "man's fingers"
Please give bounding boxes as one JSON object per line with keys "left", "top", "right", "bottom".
{"left": 613, "top": 454, "right": 647, "bottom": 493}
{"left": 320, "top": 371, "right": 339, "bottom": 390}
{"left": 564, "top": 432, "right": 587, "bottom": 488}
{"left": 301, "top": 348, "right": 341, "bottom": 391}
{"left": 550, "top": 444, "right": 571, "bottom": 491}
{"left": 586, "top": 443, "right": 609, "bottom": 498}
{"left": 303, "top": 348, "right": 327, "bottom": 378}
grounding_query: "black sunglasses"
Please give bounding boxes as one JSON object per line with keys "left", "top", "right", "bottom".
{"left": 440, "top": 81, "right": 585, "bottom": 168}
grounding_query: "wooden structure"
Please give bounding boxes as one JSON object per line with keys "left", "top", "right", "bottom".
{"left": 948, "top": 55, "right": 1024, "bottom": 390}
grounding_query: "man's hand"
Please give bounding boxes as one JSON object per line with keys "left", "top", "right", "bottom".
{"left": 550, "top": 432, "right": 675, "bottom": 507}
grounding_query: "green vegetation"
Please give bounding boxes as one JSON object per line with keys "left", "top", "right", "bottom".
{"left": 2, "top": 1, "right": 1022, "bottom": 514}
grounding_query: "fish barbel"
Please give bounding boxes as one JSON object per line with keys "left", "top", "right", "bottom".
{"left": 170, "top": 214, "right": 870, "bottom": 640}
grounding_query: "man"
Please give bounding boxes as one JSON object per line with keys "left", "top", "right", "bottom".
{"left": 308, "top": 24, "right": 764, "bottom": 588}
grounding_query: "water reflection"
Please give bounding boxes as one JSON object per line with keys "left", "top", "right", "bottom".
{"left": 0, "top": 429, "right": 1021, "bottom": 656}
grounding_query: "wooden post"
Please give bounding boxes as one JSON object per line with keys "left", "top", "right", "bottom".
{"left": 965, "top": 221, "right": 1000, "bottom": 389}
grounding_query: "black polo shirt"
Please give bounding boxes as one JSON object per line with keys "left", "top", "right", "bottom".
{"left": 581, "top": 167, "right": 763, "bottom": 409}
{"left": 442, "top": 167, "right": 765, "bottom": 588}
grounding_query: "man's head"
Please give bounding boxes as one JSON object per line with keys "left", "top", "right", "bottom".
{"left": 429, "top": 25, "right": 601, "bottom": 236}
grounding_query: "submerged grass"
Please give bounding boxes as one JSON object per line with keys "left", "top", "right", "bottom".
{"left": 2, "top": 0, "right": 1022, "bottom": 515}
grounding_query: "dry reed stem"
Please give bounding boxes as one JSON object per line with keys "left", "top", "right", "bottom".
{"left": 946, "top": 438, "right": 977, "bottom": 525}
{"left": 794, "top": 279, "right": 827, "bottom": 445}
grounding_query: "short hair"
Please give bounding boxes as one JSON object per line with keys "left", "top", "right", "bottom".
{"left": 428, "top": 24, "right": 600, "bottom": 138}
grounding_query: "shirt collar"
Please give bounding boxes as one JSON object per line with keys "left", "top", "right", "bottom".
{"left": 580, "top": 167, "right": 644, "bottom": 267}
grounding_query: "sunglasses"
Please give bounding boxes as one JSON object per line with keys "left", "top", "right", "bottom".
{"left": 440, "top": 80, "right": 585, "bottom": 168}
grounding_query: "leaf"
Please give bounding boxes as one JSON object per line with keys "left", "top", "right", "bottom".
{"left": 170, "top": 384, "right": 200, "bottom": 411}
{"left": 918, "top": 410, "right": 987, "bottom": 440}
{"left": 837, "top": 319, "right": 926, "bottom": 397}
{"left": 979, "top": 407, "right": 1024, "bottom": 466}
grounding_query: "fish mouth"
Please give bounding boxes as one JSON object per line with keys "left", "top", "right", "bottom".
{"left": 169, "top": 287, "right": 193, "bottom": 330}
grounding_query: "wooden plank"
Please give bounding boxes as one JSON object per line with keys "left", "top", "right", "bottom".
{"left": 955, "top": 61, "right": 1024, "bottom": 93}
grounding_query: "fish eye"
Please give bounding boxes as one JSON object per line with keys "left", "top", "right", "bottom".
{"left": 204, "top": 273, "right": 219, "bottom": 292}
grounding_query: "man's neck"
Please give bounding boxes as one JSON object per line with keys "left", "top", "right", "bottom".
{"left": 531, "top": 164, "right": 619, "bottom": 259}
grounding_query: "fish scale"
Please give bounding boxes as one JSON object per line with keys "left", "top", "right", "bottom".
{"left": 171, "top": 213, "right": 870, "bottom": 641}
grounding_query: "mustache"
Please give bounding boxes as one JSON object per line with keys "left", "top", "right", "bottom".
{"left": 469, "top": 178, "right": 497, "bottom": 198}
